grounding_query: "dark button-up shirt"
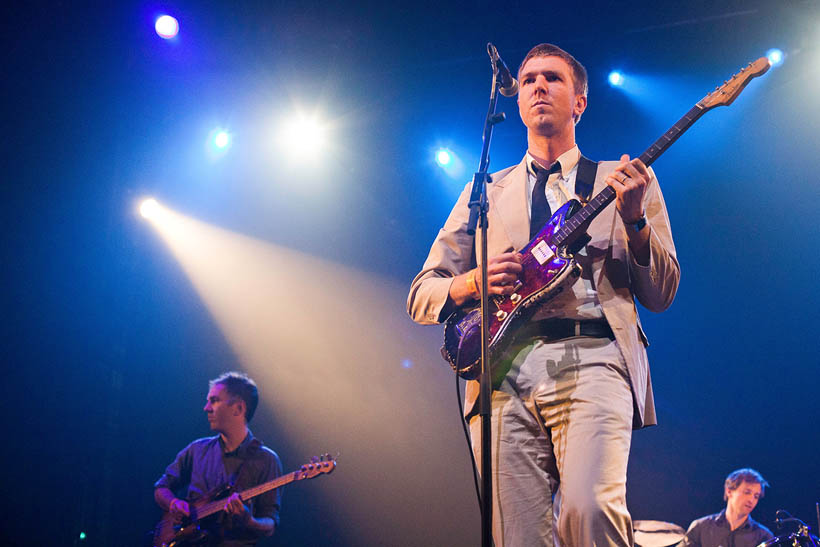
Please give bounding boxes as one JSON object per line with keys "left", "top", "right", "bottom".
{"left": 680, "top": 510, "right": 774, "bottom": 547}
{"left": 155, "top": 432, "right": 283, "bottom": 546}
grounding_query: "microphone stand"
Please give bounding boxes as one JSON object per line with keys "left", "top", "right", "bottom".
{"left": 466, "top": 43, "right": 508, "bottom": 547}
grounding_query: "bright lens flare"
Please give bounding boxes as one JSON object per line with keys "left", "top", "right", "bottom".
{"left": 214, "top": 131, "right": 230, "bottom": 149}
{"left": 155, "top": 15, "right": 179, "bottom": 39}
{"left": 140, "top": 198, "right": 161, "bottom": 220}
{"left": 435, "top": 149, "right": 452, "bottom": 167}
{"left": 608, "top": 71, "right": 624, "bottom": 87}
{"left": 278, "top": 114, "right": 326, "bottom": 159}
{"left": 766, "top": 48, "right": 784, "bottom": 67}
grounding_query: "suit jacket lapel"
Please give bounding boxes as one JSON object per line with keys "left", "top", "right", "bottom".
{"left": 490, "top": 157, "right": 530, "bottom": 252}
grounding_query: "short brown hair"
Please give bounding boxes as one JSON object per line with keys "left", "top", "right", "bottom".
{"left": 724, "top": 468, "right": 769, "bottom": 501}
{"left": 518, "top": 43, "right": 588, "bottom": 97}
{"left": 210, "top": 371, "right": 259, "bottom": 423}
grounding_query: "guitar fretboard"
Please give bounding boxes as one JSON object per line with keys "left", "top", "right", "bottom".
{"left": 553, "top": 103, "right": 706, "bottom": 247}
{"left": 196, "top": 471, "right": 297, "bottom": 519}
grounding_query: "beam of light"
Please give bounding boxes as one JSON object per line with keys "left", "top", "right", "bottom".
{"left": 608, "top": 70, "right": 625, "bottom": 87}
{"left": 155, "top": 15, "right": 179, "bottom": 39}
{"left": 277, "top": 113, "right": 326, "bottom": 161}
{"left": 766, "top": 48, "right": 784, "bottom": 67}
{"left": 143, "top": 206, "right": 476, "bottom": 546}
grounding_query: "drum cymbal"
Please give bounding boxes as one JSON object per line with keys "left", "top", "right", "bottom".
{"left": 633, "top": 520, "right": 686, "bottom": 547}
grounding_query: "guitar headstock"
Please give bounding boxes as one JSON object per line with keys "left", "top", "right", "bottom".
{"left": 699, "top": 57, "right": 771, "bottom": 110}
{"left": 295, "top": 453, "right": 337, "bottom": 480}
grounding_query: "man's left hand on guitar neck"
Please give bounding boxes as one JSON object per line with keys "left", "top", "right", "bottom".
{"left": 223, "top": 492, "right": 276, "bottom": 536}
{"left": 606, "top": 154, "right": 651, "bottom": 266}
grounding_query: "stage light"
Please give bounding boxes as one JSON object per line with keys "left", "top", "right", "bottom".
{"left": 79, "top": 532, "right": 87, "bottom": 541}
{"left": 435, "top": 148, "right": 452, "bottom": 167}
{"left": 766, "top": 48, "right": 784, "bottom": 67}
{"left": 206, "top": 128, "right": 232, "bottom": 159}
{"left": 140, "top": 198, "right": 161, "bottom": 220}
{"left": 401, "top": 359, "right": 414, "bottom": 369}
{"left": 277, "top": 114, "right": 326, "bottom": 160}
{"left": 214, "top": 131, "right": 230, "bottom": 149}
{"left": 155, "top": 15, "right": 179, "bottom": 39}
{"left": 608, "top": 71, "right": 625, "bottom": 87}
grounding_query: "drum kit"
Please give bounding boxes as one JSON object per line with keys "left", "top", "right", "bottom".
{"left": 633, "top": 509, "right": 819, "bottom": 547}
{"left": 633, "top": 520, "right": 686, "bottom": 547}
{"left": 760, "top": 511, "right": 820, "bottom": 547}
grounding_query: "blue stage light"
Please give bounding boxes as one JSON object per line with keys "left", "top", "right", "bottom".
{"left": 766, "top": 48, "right": 784, "bottom": 67}
{"left": 214, "top": 131, "right": 230, "bottom": 149}
{"left": 436, "top": 148, "right": 453, "bottom": 167}
{"left": 155, "top": 15, "right": 179, "bottom": 39}
{"left": 206, "top": 128, "right": 232, "bottom": 159}
{"left": 608, "top": 71, "right": 624, "bottom": 87}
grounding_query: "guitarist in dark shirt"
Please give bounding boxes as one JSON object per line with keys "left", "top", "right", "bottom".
{"left": 154, "top": 372, "right": 282, "bottom": 546}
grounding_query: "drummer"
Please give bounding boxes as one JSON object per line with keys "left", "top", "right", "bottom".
{"left": 679, "top": 468, "right": 774, "bottom": 547}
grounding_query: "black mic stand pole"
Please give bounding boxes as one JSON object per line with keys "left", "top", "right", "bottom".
{"left": 466, "top": 43, "right": 508, "bottom": 547}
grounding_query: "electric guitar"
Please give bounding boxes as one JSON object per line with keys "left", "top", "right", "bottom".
{"left": 442, "top": 57, "right": 772, "bottom": 380}
{"left": 152, "top": 454, "right": 337, "bottom": 547}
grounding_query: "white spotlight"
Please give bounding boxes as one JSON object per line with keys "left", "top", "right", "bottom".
{"left": 278, "top": 114, "right": 326, "bottom": 159}
{"left": 608, "top": 71, "right": 624, "bottom": 87}
{"left": 766, "top": 48, "right": 784, "bottom": 67}
{"left": 155, "top": 15, "right": 179, "bottom": 39}
{"left": 435, "top": 148, "right": 452, "bottom": 167}
{"left": 140, "top": 198, "right": 161, "bottom": 220}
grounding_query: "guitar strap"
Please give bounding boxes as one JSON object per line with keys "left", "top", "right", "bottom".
{"left": 574, "top": 155, "right": 599, "bottom": 204}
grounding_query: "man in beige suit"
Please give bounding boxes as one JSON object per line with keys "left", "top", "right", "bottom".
{"left": 407, "top": 44, "right": 679, "bottom": 546}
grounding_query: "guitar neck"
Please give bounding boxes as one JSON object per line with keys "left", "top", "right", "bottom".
{"left": 195, "top": 471, "right": 296, "bottom": 519}
{"left": 554, "top": 103, "right": 707, "bottom": 246}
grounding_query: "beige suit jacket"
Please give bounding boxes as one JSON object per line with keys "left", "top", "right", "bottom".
{"left": 407, "top": 156, "right": 680, "bottom": 428}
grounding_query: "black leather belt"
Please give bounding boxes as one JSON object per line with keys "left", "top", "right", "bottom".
{"left": 518, "top": 318, "right": 615, "bottom": 342}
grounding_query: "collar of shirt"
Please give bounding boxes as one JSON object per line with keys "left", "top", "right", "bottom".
{"left": 715, "top": 509, "right": 754, "bottom": 531}
{"left": 218, "top": 430, "right": 259, "bottom": 457}
{"left": 525, "top": 145, "right": 582, "bottom": 211}
{"left": 526, "top": 145, "right": 580, "bottom": 180}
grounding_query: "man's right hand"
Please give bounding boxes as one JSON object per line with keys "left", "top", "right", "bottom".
{"left": 448, "top": 252, "right": 523, "bottom": 308}
{"left": 479, "top": 253, "right": 523, "bottom": 296}
{"left": 169, "top": 498, "right": 191, "bottom": 521}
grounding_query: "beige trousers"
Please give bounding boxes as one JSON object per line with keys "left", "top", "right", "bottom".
{"left": 469, "top": 335, "right": 634, "bottom": 547}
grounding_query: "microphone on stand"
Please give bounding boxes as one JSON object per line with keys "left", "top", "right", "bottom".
{"left": 487, "top": 43, "right": 519, "bottom": 97}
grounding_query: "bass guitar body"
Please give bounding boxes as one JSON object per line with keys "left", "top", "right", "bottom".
{"left": 152, "top": 499, "right": 220, "bottom": 547}
{"left": 442, "top": 199, "right": 584, "bottom": 380}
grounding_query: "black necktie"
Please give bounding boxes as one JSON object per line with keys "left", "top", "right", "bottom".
{"left": 529, "top": 161, "right": 561, "bottom": 239}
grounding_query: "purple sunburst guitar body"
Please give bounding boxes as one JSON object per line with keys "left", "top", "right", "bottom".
{"left": 442, "top": 57, "right": 771, "bottom": 380}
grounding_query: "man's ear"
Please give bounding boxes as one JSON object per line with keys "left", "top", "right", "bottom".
{"left": 233, "top": 399, "right": 246, "bottom": 418}
{"left": 573, "top": 94, "right": 587, "bottom": 122}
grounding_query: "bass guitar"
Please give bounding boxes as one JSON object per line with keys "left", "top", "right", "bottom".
{"left": 442, "top": 57, "right": 771, "bottom": 380}
{"left": 152, "top": 454, "right": 336, "bottom": 547}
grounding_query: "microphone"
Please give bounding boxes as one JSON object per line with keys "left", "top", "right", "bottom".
{"left": 487, "top": 43, "right": 519, "bottom": 97}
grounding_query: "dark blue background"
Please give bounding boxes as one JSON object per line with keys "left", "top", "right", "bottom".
{"left": 2, "top": 1, "right": 819, "bottom": 545}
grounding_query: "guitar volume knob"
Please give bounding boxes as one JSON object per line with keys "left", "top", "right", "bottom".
{"left": 495, "top": 310, "right": 508, "bottom": 320}
{"left": 510, "top": 293, "right": 521, "bottom": 304}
